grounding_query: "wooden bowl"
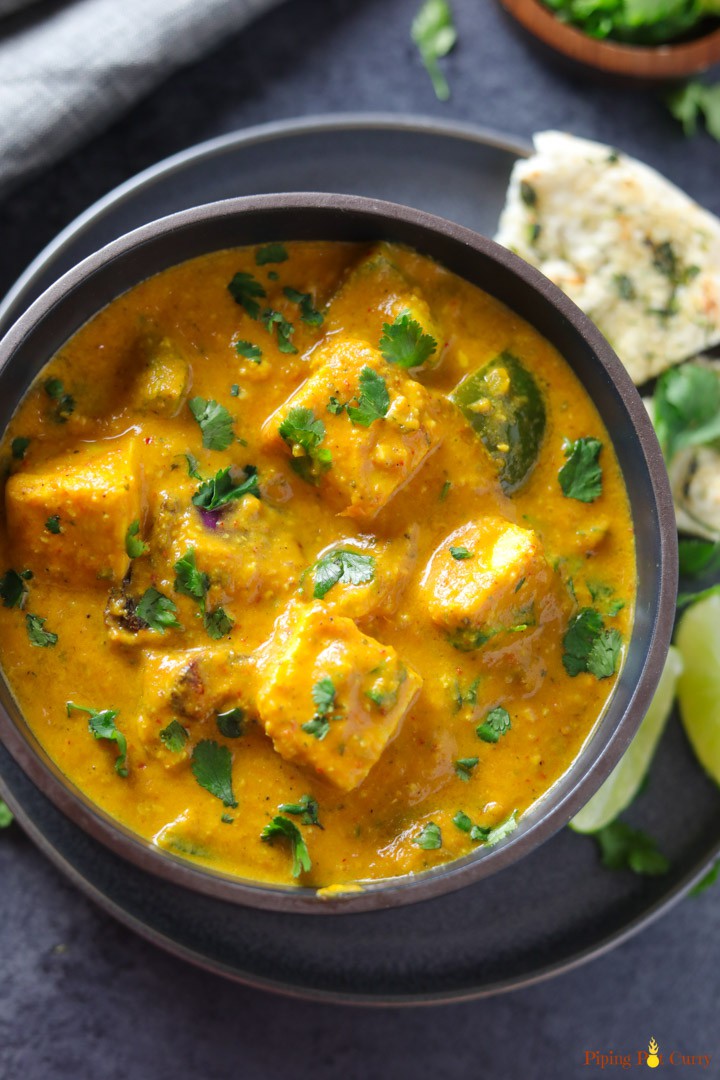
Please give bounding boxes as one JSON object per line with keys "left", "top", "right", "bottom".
{"left": 500, "top": 0, "right": 720, "bottom": 80}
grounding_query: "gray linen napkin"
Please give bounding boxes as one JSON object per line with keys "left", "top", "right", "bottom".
{"left": 0, "top": 0, "right": 284, "bottom": 197}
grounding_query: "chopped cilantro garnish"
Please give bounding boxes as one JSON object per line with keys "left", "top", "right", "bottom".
{"left": 454, "top": 757, "right": 479, "bottom": 782}
{"left": 261, "top": 815, "right": 312, "bottom": 877}
{"left": 411, "top": 0, "right": 457, "bottom": 101}
{"left": 472, "top": 811, "right": 518, "bottom": 846}
{"left": 346, "top": 366, "right": 390, "bottom": 427}
{"left": 653, "top": 362, "right": 720, "bottom": 463}
{"left": 379, "top": 312, "right": 437, "bottom": 368}
{"left": 26, "top": 613, "right": 57, "bottom": 647}
{"left": 11, "top": 436, "right": 30, "bottom": 460}
{"left": 203, "top": 606, "right": 234, "bottom": 640}
{"left": 439, "top": 479, "right": 452, "bottom": 501}
{"left": 414, "top": 821, "right": 442, "bottom": 850}
{"left": 227, "top": 271, "right": 267, "bottom": 319}
{"left": 594, "top": 821, "right": 669, "bottom": 876}
{"left": 221, "top": 813, "right": 234, "bottom": 825}
{"left": 476, "top": 706, "right": 511, "bottom": 743}
{"left": 283, "top": 286, "right": 324, "bottom": 327}
{"left": 302, "top": 677, "right": 337, "bottom": 740}
{"left": 449, "top": 545, "right": 472, "bottom": 560}
{"left": 327, "top": 395, "right": 344, "bottom": 415}
{"left": 185, "top": 452, "right": 203, "bottom": 480}
{"left": 613, "top": 273, "right": 636, "bottom": 301}
{"left": 453, "top": 810, "right": 473, "bottom": 832}
{"left": 278, "top": 407, "right": 332, "bottom": 483}
{"left": 44, "top": 377, "right": 75, "bottom": 422}
{"left": 174, "top": 548, "right": 210, "bottom": 602}
{"left": 310, "top": 549, "right": 376, "bottom": 599}
{"left": 1, "top": 569, "right": 28, "bottom": 609}
{"left": 230, "top": 384, "right": 240, "bottom": 396}
{"left": 159, "top": 720, "right": 188, "bottom": 753}
{"left": 135, "top": 587, "right": 181, "bottom": 633}
{"left": 262, "top": 309, "right": 297, "bottom": 354}
{"left": 191, "top": 739, "right": 237, "bottom": 808}
{"left": 188, "top": 397, "right": 235, "bottom": 451}
{"left": 255, "top": 243, "right": 288, "bottom": 265}
{"left": 67, "top": 702, "right": 128, "bottom": 776}
{"left": 235, "top": 340, "right": 262, "bottom": 362}
{"left": 558, "top": 437, "right": 603, "bottom": 502}
{"left": 45, "top": 515, "right": 61, "bottom": 534}
{"left": 192, "top": 465, "right": 260, "bottom": 511}
{"left": 125, "top": 519, "right": 148, "bottom": 558}
{"left": 562, "top": 608, "right": 622, "bottom": 679}
{"left": 216, "top": 708, "right": 245, "bottom": 739}
{"left": 279, "top": 794, "right": 323, "bottom": 828}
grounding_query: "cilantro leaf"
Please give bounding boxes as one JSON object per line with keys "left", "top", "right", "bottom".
{"left": 283, "top": 286, "right": 324, "bottom": 327}
{"left": 454, "top": 757, "right": 479, "bottom": 782}
{"left": 678, "top": 538, "right": 720, "bottom": 577}
{"left": 677, "top": 583, "right": 720, "bottom": 609}
{"left": 311, "top": 549, "right": 376, "bottom": 599}
{"left": 191, "top": 740, "right": 237, "bottom": 807}
{"left": 472, "top": 810, "right": 518, "bottom": 846}
{"left": 327, "top": 395, "right": 344, "bottom": 415}
{"left": 414, "top": 821, "right": 442, "bottom": 850}
{"left": 1, "top": 569, "right": 28, "bottom": 609}
{"left": 262, "top": 309, "right": 297, "bottom": 354}
{"left": 449, "top": 545, "right": 472, "bottom": 560}
{"left": 668, "top": 80, "right": 720, "bottom": 143}
{"left": 203, "top": 606, "right": 234, "bottom": 640}
{"left": 653, "top": 363, "right": 720, "bottom": 462}
{"left": 594, "top": 821, "right": 669, "bottom": 876}
{"left": 135, "top": 587, "right": 181, "bottom": 633}
{"left": 188, "top": 397, "right": 235, "bottom": 451}
{"left": 125, "top": 519, "right": 148, "bottom": 558}
{"left": 159, "top": 720, "right": 188, "bottom": 753}
{"left": 439, "top": 479, "right": 452, "bottom": 501}
{"left": 476, "top": 706, "right": 511, "bottom": 743}
{"left": 346, "top": 366, "right": 390, "bottom": 427}
{"left": 227, "top": 271, "right": 267, "bottom": 319}
{"left": 0, "top": 800, "right": 13, "bottom": 828}
{"left": 691, "top": 860, "right": 720, "bottom": 897}
{"left": 26, "top": 614, "right": 57, "bottom": 647}
{"left": 380, "top": 312, "right": 437, "bottom": 368}
{"left": 192, "top": 465, "right": 260, "bottom": 512}
{"left": 255, "top": 243, "right": 288, "bottom": 266}
{"left": 411, "top": 0, "right": 457, "bottom": 101}
{"left": 558, "top": 437, "right": 603, "bottom": 502}
{"left": 562, "top": 608, "right": 622, "bottom": 679}
{"left": 185, "top": 452, "right": 203, "bottom": 480}
{"left": 174, "top": 548, "right": 209, "bottom": 602}
{"left": 453, "top": 810, "right": 473, "bottom": 832}
{"left": 11, "top": 436, "right": 30, "bottom": 460}
{"left": 279, "top": 793, "right": 323, "bottom": 828}
{"left": 302, "top": 677, "right": 337, "bottom": 740}
{"left": 261, "top": 815, "right": 312, "bottom": 877}
{"left": 67, "top": 701, "right": 128, "bottom": 776}
{"left": 45, "top": 515, "right": 61, "bottom": 534}
{"left": 235, "top": 340, "right": 262, "bottom": 362}
{"left": 278, "top": 407, "right": 332, "bottom": 483}
{"left": 216, "top": 708, "right": 245, "bottom": 739}
{"left": 44, "top": 377, "right": 75, "bottom": 422}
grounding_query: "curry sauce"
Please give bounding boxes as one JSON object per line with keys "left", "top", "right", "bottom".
{"left": 0, "top": 241, "right": 636, "bottom": 887}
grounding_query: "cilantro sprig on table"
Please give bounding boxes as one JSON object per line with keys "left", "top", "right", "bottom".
{"left": 668, "top": 81, "right": 720, "bottom": 144}
{"left": 558, "top": 437, "right": 603, "bottom": 502}
{"left": 0, "top": 800, "right": 13, "bottom": 828}
{"left": 653, "top": 362, "right": 720, "bottom": 462}
{"left": 67, "top": 702, "right": 128, "bottom": 777}
{"left": 411, "top": 0, "right": 457, "bottom": 101}
{"left": 593, "top": 821, "right": 669, "bottom": 876}
{"left": 261, "top": 815, "right": 312, "bottom": 877}
{"left": 380, "top": 312, "right": 437, "bottom": 368}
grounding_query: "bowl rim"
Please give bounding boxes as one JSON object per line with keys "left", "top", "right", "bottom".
{"left": 0, "top": 191, "right": 678, "bottom": 914}
{"left": 499, "top": 0, "right": 720, "bottom": 77}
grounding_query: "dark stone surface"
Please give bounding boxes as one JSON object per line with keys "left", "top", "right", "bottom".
{"left": 1, "top": 0, "right": 719, "bottom": 1076}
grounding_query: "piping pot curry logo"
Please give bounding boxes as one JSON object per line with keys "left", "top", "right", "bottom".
{"left": 583, "top": 1036, "right": 712, "bottom": 1070}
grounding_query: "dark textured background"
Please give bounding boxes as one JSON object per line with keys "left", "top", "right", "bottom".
{"left": 1, "top": 1, "right": 719, "bottom": 1077}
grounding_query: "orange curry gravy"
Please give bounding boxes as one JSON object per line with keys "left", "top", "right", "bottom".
{"left": 0, "top": 241, "right": 635, "bottom": 888}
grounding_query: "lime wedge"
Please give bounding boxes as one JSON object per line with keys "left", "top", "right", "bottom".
{"left": 570, "top": 646, "right": 683, "bottom": 834}
{"left": 677, "top": 593, "right": 720, "bottom": 785}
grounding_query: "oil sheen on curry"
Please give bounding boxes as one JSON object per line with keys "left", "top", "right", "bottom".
{"left": 0, "top": 241, "right": 635, "bottom": 889}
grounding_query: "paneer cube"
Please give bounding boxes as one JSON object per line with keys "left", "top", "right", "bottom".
{"left": 139, "top": 646, "right": 257, "bottom": 755}
{"left": 257, "top": 605, "right": 422, "bottom": 790}
{"left": 153, "top": 493, "right": 305, "bottom": 606}
{"left": 421, "top": 517, "right": 553, "bottom": 650}
{"left": 262, "top": 339, "right": 444, "bottom": 521}
{"left": 5, "top": 434, "right": 141, "bottom": 588}
{"left": 132, "top": 336, "right": 191, "bottom": 417}
{"left": 326, "top": 244, "right": 444, "bottom": 364}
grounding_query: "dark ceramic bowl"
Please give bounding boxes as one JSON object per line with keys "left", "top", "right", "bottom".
{"left": 0, "top": 193, "right": 677, "bottom": 914}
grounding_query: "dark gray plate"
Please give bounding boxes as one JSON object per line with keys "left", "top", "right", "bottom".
{"left": 1, "top": 114, "right": 718, "bottom": 1004}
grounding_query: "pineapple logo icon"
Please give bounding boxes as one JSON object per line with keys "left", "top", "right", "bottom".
{"left": 647, "top": 1038, "right": 660, "bottom": 1069}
